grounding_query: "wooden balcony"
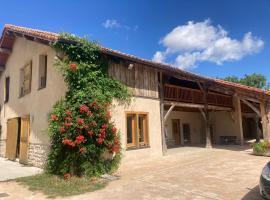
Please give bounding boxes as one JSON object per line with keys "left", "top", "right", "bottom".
{"left": 164, "top": 84, "right": 233, "bottom": 108}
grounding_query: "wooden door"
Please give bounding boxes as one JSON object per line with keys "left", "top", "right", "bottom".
{"left": 5, "top": 118, "right": 19, "bottom": 160}
{"left": 19, "top": 116, "right": 30, "bottom": 164}
{"left": 172, "top": 119, "right": 181, "bottom": 145}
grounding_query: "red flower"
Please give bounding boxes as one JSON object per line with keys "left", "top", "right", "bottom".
{"left": 114, "top": 139, "right": 120, "bottom": 145}
{"left": 91, "top": 100, "right": 97, "bottom": 107}
{"left": 79, "top": 147, "right": 87, "bottom": 154}
{"left": 105, "top": 111, "right": 111, "bottom": 119}
{"left": 69, "top": 63, "right": 77, "bottom": 71}
{"left": 101, "top": 124, "right": 107, "bottom": 129}
{"left": 79, "top": 104, "right": 89, "bottom": 113}
{"left": 96, "top": 137, "right": 103, "bottom": 144}
{"left": 62, "top": 139, "right": 75, "bottom": 147}
{"left": 112, "top": 127, "right": 117, "bottom": 134}
{"left": 51, "top": 114, "right": 58, "bottom": 121}
{"left": 66, "top": 110, "right": 72, "bottom": 116}
{"left": 59, "top": 127, "right": 66, "bottom": 134}
{"left": 65, "top": 116, "right": 72, "bottom": 122}
{"left": 88, "top": 130, "right": 93, "bottom": 137}
{"left": 77, "top": 118, "right": 84, "bottom": 125}
{"left": 83, "top": 125, "right": 89, "bottom": 130}
{"left": 64, "top": 173, "right": 71, "bottom": 180}
{"left": 111, "top": 145, "right": 120, "bottom": 153}
{"left": 90, "top": 121, "right": 97, "bottom": 127}
{"left": 65, "top": 122, "right": 73, "bottom": 128}
{"left": 75, "top": 135, "right": 85, "bottom": 144}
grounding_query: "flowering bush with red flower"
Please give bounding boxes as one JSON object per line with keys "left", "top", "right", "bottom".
{"left": 47, "top": 33, "right": 131, "bottom": 178}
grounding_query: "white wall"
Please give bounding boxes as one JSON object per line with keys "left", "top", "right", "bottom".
{"left": 111, "top": 97, "right": 163, "bottom": 164}
{"left": 210, "top": 111, "right": 241, "bottom": 143}
{"left": 0, "top": 37, "right": 67, "bottom": 146}
{"left": 164, "top": 111, "right": 204, "bottom": 145}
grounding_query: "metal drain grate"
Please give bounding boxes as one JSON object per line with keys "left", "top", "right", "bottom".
{"left": 0, "top": 193, "right": 9, "bottom": 198}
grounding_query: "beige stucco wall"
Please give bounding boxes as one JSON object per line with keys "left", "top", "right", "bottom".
{"left": 164, "top": 111, "right": 205, "bottom": 145}
{"left": 111, "top": 97, "right": 163, "bottom": 164}
{"left": 0, "top": 37, "right": 66, "bottom": 150}
{"left": 210, "top": 111, "right": 241, "bottom": 143}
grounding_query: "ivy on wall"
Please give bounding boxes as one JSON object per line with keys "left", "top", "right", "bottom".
{"left": 46, "top": 33, "right": 131, "bottom": 178}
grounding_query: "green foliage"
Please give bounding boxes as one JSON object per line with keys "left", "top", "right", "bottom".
{"left": 46, "top": 33, "right": 131, "bottom": 177}
{"left": 252, "top": 141, "right": 270, "bottom": 154}
{"left": 223, "top": 73, "right": 268, "bottom": 89}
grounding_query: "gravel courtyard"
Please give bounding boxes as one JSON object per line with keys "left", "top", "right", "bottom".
{"left": 0, "top": 146, "right": 268, "bottom": 200}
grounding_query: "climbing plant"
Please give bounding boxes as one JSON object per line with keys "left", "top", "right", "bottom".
{"left": 46, "top": 33, "right": 131, "bottom": 178}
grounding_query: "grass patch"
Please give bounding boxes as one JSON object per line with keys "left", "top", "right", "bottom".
{"left": 16, "top": 173, "right": 107, "bottom": 198}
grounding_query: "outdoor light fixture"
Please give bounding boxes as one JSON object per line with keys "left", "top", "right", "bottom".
{"left": 128, "top": 63, "right": 134, "bottom": 70}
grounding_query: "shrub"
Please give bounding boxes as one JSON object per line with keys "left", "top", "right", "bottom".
{"left": 46, "top": 34, "right": 131, "bottom": 177}
{"left": 252, "top": 141, "right": 270, "bottom": 154}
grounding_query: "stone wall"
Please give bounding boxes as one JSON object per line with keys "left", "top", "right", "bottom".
{"left": 0, "top": 139, "right": 6, "bottom": 157}
{"left": 28, "top": 143, "right": 50, "bottom": 168}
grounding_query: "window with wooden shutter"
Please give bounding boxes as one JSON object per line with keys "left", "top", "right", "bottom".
{"left": 38, "top": 55, "right": 47, "bottom": 89}
{"left": 126, "top": 112, "right": 149, "bottom": 149}
{"left": 20, "top": 61, "right": 32, "bottom": 97}
{"left": 4, "top": 76, "right": 10, "bottom": 103}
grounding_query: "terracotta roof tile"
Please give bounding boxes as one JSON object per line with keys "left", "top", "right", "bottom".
{"left": 3, "top": 24, "right": 59, "bottom": 41}
{"left": 1, "top": 24, "right": 270, "bottom": 97}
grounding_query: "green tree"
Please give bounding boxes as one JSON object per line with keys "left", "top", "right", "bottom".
{"left": 223, "top": 76, "right": 239, "bottom": 83}
{"left": 223, "top": 73, "right": 268, "bottom": 89}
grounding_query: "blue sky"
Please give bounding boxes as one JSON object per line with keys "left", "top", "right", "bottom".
{"left": 1, "top": 0, "right": 270, "bottom": 80}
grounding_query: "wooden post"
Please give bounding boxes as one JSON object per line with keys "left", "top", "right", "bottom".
{"left": 255, "top": 116, "right": 261, "bottom": 143}
{"left": 199, "top": 82, "right": 212, "bottom": 148}
{"left": 260, "top": 102, "right": 269, "bottom": 141}
{"left": 159, "top": 72, "right": 167, "bottom": 155}
{"left": 235, "top": 95, "right": 244, "bottom": 145}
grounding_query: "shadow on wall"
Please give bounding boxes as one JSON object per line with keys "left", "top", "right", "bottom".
{"left": 241, "top": 185, "right": 263, "bottom": 200}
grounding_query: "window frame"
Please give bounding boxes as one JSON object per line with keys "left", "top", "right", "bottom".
{"left": 38, "top": 54, "right": 47, "bottom": 90}
{"left": 19, "top": 61, "right": 32, "bottom": 97}
{"left": 4, "top": 76, "right": 10, "bottom": 103}
{"left": 125, "top": 112, "right": 149, "bottom": 149}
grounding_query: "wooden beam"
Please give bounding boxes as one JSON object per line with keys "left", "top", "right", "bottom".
{"left": 0, "top": 47, "right": 11, "bottom": 55}
{"left": 199, "top": 108, "right": 206, "bottom": 121}
{"left": 235, "top": 95, "right": 244, "bottom": 145}
{"left": 239, "top": 96, "right": 261, "bottom": 103}
{"left": 159, "top": 72, "right": 167, "bottom": 155}
{"left": 241, "top": 99, "right": 261, "bottom": 117}
{"left": 164, "top": 104, "right": 175, "bottom": 122}
{"left": 164, "top": 101, "right": 232, "bottom": 111}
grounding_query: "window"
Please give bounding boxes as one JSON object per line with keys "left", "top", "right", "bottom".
{"left": 19, "top": 61, "right": 32, "bottom": 97}
{"left": 38, "top": 55, "right": 47, "bottom": 89}
{"left": 126, "top": 112, "right": 149, "bottom": 149}
{"left": 183, "top": 123, "right": 191, "bottom": 144}
{"left": 4, "top": 76, "right": 10, "bottom": 103}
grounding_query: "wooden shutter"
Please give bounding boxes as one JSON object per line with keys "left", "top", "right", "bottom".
{"left": 5, "top": 118, "right": 19, "bottom": 160}
{"left": 19, "top": 116, "right": 30, "bottom": 164}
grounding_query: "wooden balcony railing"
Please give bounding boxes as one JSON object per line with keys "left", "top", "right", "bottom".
{"left": 164, "top": 84, "right": 233, "bottom": 108}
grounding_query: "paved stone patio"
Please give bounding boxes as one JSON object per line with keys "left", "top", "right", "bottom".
{"left": 0, "top": 157, "right": 42, "bottom": 182}
{"left": 0, "top": 146, "right": 268, "bottom": 199}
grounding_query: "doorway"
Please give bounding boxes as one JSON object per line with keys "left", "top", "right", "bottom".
{"left": 172, "top": 119, "right": 181, "bottom": 145}
{"left": 5, "top": 116, "right": 30, "bottom": 163}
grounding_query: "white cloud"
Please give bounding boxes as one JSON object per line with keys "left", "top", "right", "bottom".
{"left": 102, "top": 19, "right": 139, "bottom": 31}
{"left": 153, "top": 20, "right": 264, "bottom": 70}
{"left": 102, "top": 19, "right": 120, "bottom": 29}
{"left": 153, "top": 51, "right": 165, "bottom": 63}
